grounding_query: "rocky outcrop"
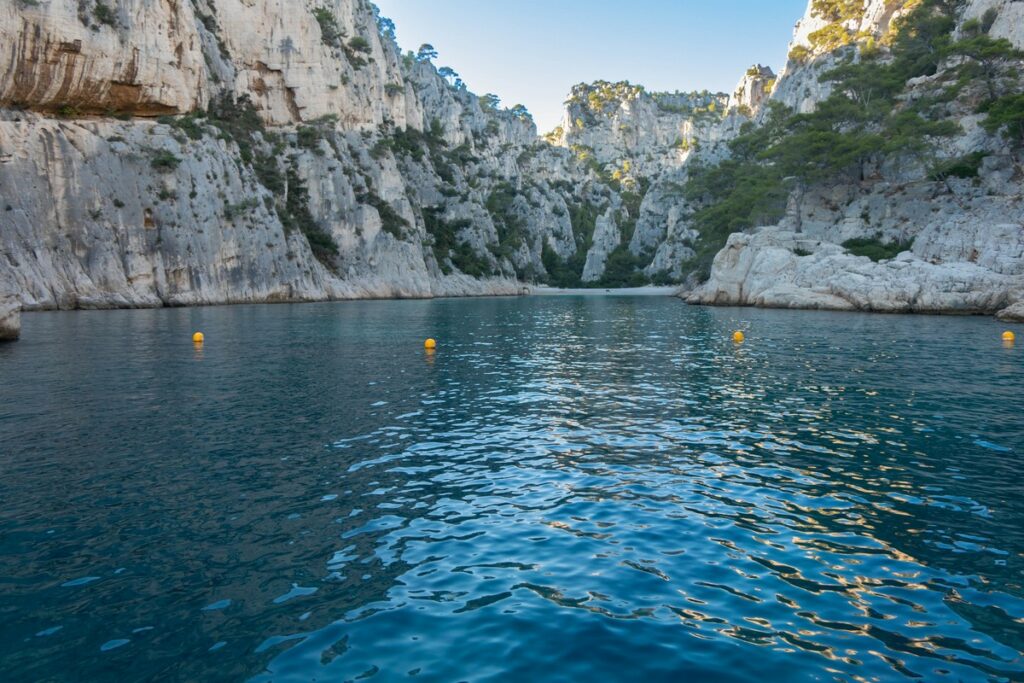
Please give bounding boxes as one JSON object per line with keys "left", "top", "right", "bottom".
{"left": 729, "top": 65, "right": 775, "bottom": 115}
{"left": 0, "top": 296, "right": 19, "bottom": 340}
{"left": 581, "top": 210, "right": 622, "bottom": 283}
{"left": 205, "top": 0, "right": 410, "bottom": 128}
{"left": 998, "top": 301, "right": 1024, "bottom": 322}
{"left": 686, "top": 228, "right": 1023, "bottom": 314}
{"left": 557, "top": 82, "right": 729, "bottom": 177}
{"left": 964, "top": 0, "right": 1024, "bottom": 48}
{"left": 687, "top": 148, "right": 1024, "bottom": 314}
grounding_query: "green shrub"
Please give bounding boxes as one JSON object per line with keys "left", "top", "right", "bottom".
{"left": 423, "top": 207, "right": 478, "bottom": 274}
{"left": 295, "top": 125, "right": 329, "bottom": 155}
{"left": 842, "top": 237, "right": 914, "bottom": 261}
{"left": 281, "top": 167, "right": 339, "bottom": 268}
{"left": 450, "top": 242, "right": 490, "bottom": 277}
{"left": 597, "top": 246, "right": 647, "bottom": 288}
{"left": 93, "top": 1, "right": 117, "bottom": 27}
{"left": 150, "top": 150, "right": 181, "bottom": 171}
{"left": 224, "top": 198, "right": 259, "bottom": 219}
{"left": 675, "top": 0, "right": 987, "bottom": 282}
{"left": 649, "top": 269, "right": 678, "bottom": 286}
{"left": 809, "top": 23, "right": 854, "bottom": 51}
{"left": 929, "top": 152, "right": 987, "bottom": 180}
{"left": 348, "top": 36, "right": 371, "bottom": 53}
{"left": 811, "top": 0, "right": 863, "bottom": 22}
{"left": 788, "top": 45, "right": 812, "bottom": 63}
{"left": 157, "top": 113, "right": 206, "bottom": 141}
{"left": 540, "top": 200, "right": 604, "bottom": 287}
{"left": 486, "top": 182, "right": 527, "bottom": 254}
{"left": 981, "top": 94, "right": 1024, "bottom": 146}
{"left": 541, "top": 243, "right": 587, "bottom": 288}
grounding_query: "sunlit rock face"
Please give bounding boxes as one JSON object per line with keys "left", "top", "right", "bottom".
{"left": 0, "top": 0, "right": 208, "bottom": 115}
{"left": 998, "top": 301, "right": 1024, "bottom": 322}
{"left": 729, "top": 65, "right": 776, "bottom": 115}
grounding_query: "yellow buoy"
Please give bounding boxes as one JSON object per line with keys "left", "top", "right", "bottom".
{"left": 732, "top": 331, "right": 745, "bottom": 343}
{"left": 192, "top": 332, "right": 205, "bottom": 344}
{"left": 424, "top": 338, "right": 437, "bottom": 350}
{"left": 1003, "top": 330, "right": 1016, "bottom": 343}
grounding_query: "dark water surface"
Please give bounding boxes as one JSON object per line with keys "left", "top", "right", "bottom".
{"left": 1, "top": 296, "right": 1023, "bottom": 682}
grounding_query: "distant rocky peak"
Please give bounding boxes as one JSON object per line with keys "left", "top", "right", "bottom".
{"left": 729, "top": 65, "right": 777, "bottom": 117}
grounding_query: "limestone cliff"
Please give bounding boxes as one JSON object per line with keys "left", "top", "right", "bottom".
{"left": 0, "top": 0, "right": 632, "bottom": 308}
{"left": 685, "top": 0, "right": 1024, "bottom": 320}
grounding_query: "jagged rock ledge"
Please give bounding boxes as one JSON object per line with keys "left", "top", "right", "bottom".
{"left": 15, "top": 275, "right": 526, "bottom": 313}
{"left": 0, "top": 297, "right": 20, "bottom": 340}
{"left": 684, "top": 227, "right": 1024, "bottom": 318}
{"left": 997, "top": 302, "right": 1024, "bottom": 322}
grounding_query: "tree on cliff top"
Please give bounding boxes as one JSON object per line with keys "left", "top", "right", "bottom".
{"left": 479, "top": 93, "right": 502, "bottom": 112}
{"left": 510, "top": 104, "right": 532, "bottom": 122}
{"left": 416, "top": 44, "right": 438, "bottom": 62}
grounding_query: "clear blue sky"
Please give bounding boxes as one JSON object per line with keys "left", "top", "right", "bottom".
{"left": 373, "top": 0, "right": 809, "bottom": 133}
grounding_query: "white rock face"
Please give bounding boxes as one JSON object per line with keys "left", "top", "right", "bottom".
{"left": 0, "top": 296, "right": 19, "bottom": 341}
{"left": 1, "top": 113, "right": 321, "bottom": 309}
{"left": 559, "top": 85, "right": 728, "bottom": 179}
{"left": 787, "top": 0, "right": 900, "bottom": 55}
{"left": 0, "top": 0, "right": 208, "bottom": 115}
{"left": 208, "top": 0, "right": 407, "bottom": 127}
{"left": 768, "top": 0, "right": 908, "bottom": 115}
{"left": 687, "top": 142, "right": 1024, "bottom": 315}
{"left": 0, "top": 110, "right": 533, "bottom": 308}
{"left": 964, "top": 0, "right": 1024, "bottom": 48}
{"left": 582, "top": 210, "right": 622, "bottom": 283}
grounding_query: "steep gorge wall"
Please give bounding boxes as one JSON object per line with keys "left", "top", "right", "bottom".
{"left": 0, "top": 0, "right": 622, "bottom": 309}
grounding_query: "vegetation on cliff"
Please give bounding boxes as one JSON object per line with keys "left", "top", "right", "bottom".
{"left": 683, "top": 0, "right": 1024, "bottom": 279}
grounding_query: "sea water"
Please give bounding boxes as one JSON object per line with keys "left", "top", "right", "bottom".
{"left": 1, "top": 296, "right": 1022, "bottom": 681}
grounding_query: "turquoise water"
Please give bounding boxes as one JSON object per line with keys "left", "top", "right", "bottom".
{"left": 1, "top": 296, "right": 1023, "bottom": 682}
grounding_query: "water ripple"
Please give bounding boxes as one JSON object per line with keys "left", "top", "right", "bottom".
{"left": 1, "top": 298, "right": 1023, "bottom": 681}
